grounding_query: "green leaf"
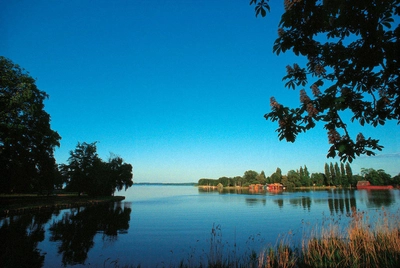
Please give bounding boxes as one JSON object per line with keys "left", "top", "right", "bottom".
{"left": 261, "top": 7, "right": 266, "bottom": 17}
{"left": 338, "top": 144, "right": 346, "bottom": 153}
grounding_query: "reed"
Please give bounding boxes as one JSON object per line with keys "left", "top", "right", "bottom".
{"left": 300, "top": 207, "right": 400, "bottom": 268}
{"left": 258, "top": 242, "right": 298, "bottom": 268}
{"left": 253, "top": 207, "right": 400, "bottom": 268}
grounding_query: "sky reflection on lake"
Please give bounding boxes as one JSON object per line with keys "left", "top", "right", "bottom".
{"left": 1, "top": 185, "right": 399, "bottom": 267}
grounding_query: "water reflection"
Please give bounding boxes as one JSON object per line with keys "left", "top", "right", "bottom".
{"left": 274, "top": 199, "right": 284, "bottom": 208}
{"left": 0, "top": 203, "right": 131, "bottom": 267}
{"left": 0, "top": 211, "right": 53, "bottom": 268}
{"left": 49, "top": 203, "right": 131, "bottom": 266}
{"left": 289, "top": 197, "right": 312, "bottom": 211}
{"left": 245, "top": 198, "right": 266, "bottom": 206}
{"left": 1, "top": 188, "right": 398, "bottom": 268}
{"left": 198, "top": 188, "right": 396, "bottom": 214}
{"left": 327, "top": 189, "right": 356, "bottom": 215}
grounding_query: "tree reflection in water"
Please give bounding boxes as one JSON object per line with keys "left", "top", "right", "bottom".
{"left": 360, "top": 189, "right": 396, "bottom": 208}
{"left": 0, "top": 211, "right": 53, "bottom": 268}
{"left": 0, "top": 203, "right": 131, "bottom": 268}
{"left": 328, "top": 189, "right": 357, "bottom": 215}
{"left": 49, "top": 203, "right": 131, "bottom": 266}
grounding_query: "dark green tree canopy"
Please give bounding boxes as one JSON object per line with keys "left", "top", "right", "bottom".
{"left": 251, "top": 0, "right": 400, "bottom": 162}
{"left": 361, "top": 168, "right": 392, "bottom": 185}
{"left": 0, "top": 56, "right": 61, "bottom": 193}
{"left": 63, "top": 142, "right": 133, "bottom": 196}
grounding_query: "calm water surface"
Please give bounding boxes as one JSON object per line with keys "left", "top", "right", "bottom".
{"left": 1, "top": 185, "right": 399, "bottom": 267}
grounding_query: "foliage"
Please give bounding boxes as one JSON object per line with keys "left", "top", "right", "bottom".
{"left": 243, "top": 170, "right": 259, "bottom": 184}
{"left": 391, "top": 173, "right": 400, "bottom": 185}
{"left": 0, "top": 56, "right": 61, "bottom": 194}
{"left": 198, "top": 162, "right": 396, "bottom": 188}
{"left": 340, "top": 162, "right": 348, "bottom": 187}
{"left": 351, "top": 174, "right": 363, "bottom": 187}
{"left": 283, "top": 170, "right": 302, "bottom": 189}
{"left": 217, "top": 176, "right": 232, "bottom": 187}
{"left": 62, "top": 142, "right": 133, "bottom": 196}
{"left": 198, "top": 178, "right": 219, "bottom": 187}
{"left": 310, "top": 172, "right": 325, "bottom": 186}
{"left": 329, "top": 162, "right": 335, "bottom": 185}
{"left": 334, "top": 162, "right": 341, "bottom": 185}
{"left": 299, "top": 165, "right": 311, "bottom": 186}
{"left": 345, "top": 162, "right": 353, "bottom": 185}
{"left": 198, "top": 170, "right": 261, "bottom": 187}
{"left": 269, "top": 167, "right": 283, "bottom": 183}
{"left": 256, "top": 170, "right": 267, "bottom": 184}
{"left": 324, "top": 163, "right": 331, "bottom": 186}
{"left": 250, "top": 0, "right": 400, "bottom": 162}
{"left": 361, "top": 168, "right": 392, "bottom": 186}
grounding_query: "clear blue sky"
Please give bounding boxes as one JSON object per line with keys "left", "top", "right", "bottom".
{"left": 1, "top": 0, "right": 399, "bottom": 182}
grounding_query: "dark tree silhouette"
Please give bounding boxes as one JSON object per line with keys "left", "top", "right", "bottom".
{"left": 62, "top": 142, "right": 133, "bottom": 196}
{"left": 0, "top": 56, "right": 61, "bottom": 193}
{"left": 250, "top": 0, "right": 399, "bottom": 162}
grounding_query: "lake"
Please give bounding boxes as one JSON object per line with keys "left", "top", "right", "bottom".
{"left": 1, "top": 185, "right": 399, "bottom": 267}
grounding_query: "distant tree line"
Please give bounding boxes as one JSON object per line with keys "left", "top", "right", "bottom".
{"left": 198, "top": 170, "right": 267, "bottom": 188}
{"left": 0, "top": 56, "right": 133, "bottom": 196}
{"left": 198, "top": 163, "right": 400, "bottom": 189}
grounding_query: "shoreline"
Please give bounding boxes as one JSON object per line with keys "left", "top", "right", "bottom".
{"left": 197, "top": 185, "right": 340, "bottom": 190}
{"left": 197, "top": 185, "right": 250, "bottom": 189}
{"left": 0, "top": 195, "right": 125, "bottom": 218}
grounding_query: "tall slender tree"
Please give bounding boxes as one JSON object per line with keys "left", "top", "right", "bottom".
{"left": 345, "top": 162, "right": 353, "bottom": 185}
{"left": 330, "top": 163, "right": 336, "bottom": 185}
{"left": 324, "top": 163, "right": 331, "bottom": 186}
{"left": 334, "top": 162, "right": 341, "bottom": 186}
{"left": 270, "top": 167, "right": 282, "bottom": 183}
{"left": 256, "top": 170, "right": 267, "bottom": 184}
{"left": 340, "top": 162, "right": 348, "bottom": 187}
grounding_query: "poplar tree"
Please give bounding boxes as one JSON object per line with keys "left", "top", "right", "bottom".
{"left": 345, "top": 162, "right": 353, "bottom": 185}
{"left": 270, "top": 167, "right": 283, "bottom": 183}
{"left": 330, "top": 162, "right": 335, "bottom": 185}
{"left": 324, "top": 163, "right": 331, "bottom": 186}
{"left": 340, "top": 162, "right": 348, "bottom": 187}
{"left": 334, "top": 162, "right": 341, "bottom": 186}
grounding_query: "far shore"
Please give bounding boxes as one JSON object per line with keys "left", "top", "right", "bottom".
{"left": 197, "top": 185, "right": 249, "bottom": 189}
{"left": 0, "top": 194, "right": 125, "bottom": 218}
{"left": 197, "top": 185, "right": 347, "bottom": 190}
